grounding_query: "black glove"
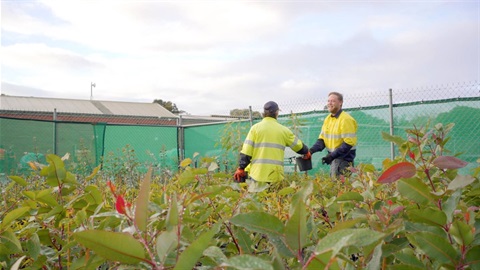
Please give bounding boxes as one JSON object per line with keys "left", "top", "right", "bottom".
{"left": 322, "top": 154, "right": 334, "bottom": 165}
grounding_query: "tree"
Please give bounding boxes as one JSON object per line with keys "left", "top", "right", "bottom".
{"left": 230, "top": 109, "right": 261, "bottom": 119}
{"left": 153, "top": 99, "right": 180, "bottom": 114}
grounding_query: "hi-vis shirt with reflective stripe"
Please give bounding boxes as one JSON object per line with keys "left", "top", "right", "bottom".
{"left": 241, "top": 117, "right": 305, "bottom": 182}
{"left": 320, "top": 111, "right": 357, "bottom": 153}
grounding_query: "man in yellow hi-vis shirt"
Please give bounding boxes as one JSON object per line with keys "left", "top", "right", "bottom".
{"left": 233, "top": 101, "right": 311, "bottom": 183}
{"left": 310, "top": 92, "right": 357, "bottom": 179}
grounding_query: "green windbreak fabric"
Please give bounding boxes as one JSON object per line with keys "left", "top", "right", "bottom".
{"left": 102, "top": 125, "right": 178, "bottom": 174}
{"left": 1, "top": 97, "right": 478, "bottom": 177}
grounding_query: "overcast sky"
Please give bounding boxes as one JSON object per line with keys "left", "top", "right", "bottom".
{"left": 1, "top": 1, "right": 479, "bottom": 115}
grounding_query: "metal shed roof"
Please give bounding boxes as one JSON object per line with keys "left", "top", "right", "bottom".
{"left": 0, "top": 95, "right": 178, "bottom": 118}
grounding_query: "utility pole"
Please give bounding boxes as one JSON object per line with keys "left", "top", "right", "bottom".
{"left": 90, "top": 82, "right": 96, "bottom": 100}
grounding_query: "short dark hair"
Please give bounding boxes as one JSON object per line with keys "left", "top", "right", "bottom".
{"left": 328, "top": 92, "right": 343, "bottom": 102}
{"left": 263, "top": 110, "right": 277, "bottom": 118}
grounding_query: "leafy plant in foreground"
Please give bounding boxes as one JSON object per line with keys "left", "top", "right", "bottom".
{"left": 0, "top": 122, "right": 479, "bottom": 269}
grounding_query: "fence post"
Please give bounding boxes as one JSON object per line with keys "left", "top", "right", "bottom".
{"left": 178, "top": 116, "right": 184, "bottom": 162}
{"left": 248, "top": 106, "right": 253, "bottom": 127}
{"left": 53, "top": 108, "right": 57, "bottom": 155}
{"left": 389, "top": 89, "right": 395, "bottom": 160}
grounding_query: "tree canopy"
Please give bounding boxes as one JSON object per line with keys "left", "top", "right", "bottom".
{"left": 230, "top": 109, "right": 262, "bottom": 118}
{"left": 153, "top": 99, "right": 180, "bottom": 114}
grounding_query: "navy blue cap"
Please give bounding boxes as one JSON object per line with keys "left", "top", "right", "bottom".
{"left": 264, "top": 101, "right": 279, "bottom": 112}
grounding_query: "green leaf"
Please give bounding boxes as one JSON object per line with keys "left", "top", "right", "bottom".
{"left": 449, "top": 220, "right": 474, "bottom": 246}
{"left": 156, "top": 229, "right": 178, "bottom": 265}
{"left": 8, "top": 175, "right": 27, "bottom": 187}
{"left": 135, "top": 167, "right": 152, "bottom": 232}
{"left": 26, "top": 233, "right": 41, "bottom": 259}
{"left": 1, "top": 206, "right": 30, "bottom": 229}
{"left": 407, "top": 231, "right": 457, "bottom": 265}
{"left": 41, "top": 154, "right": 67, "bottom": 187}
{"left": 203, "top": 246, "right": 228, "bottom": 265}
{"left": 180, "top": 158, "right": 193, "bottom": 168}
{"left": 85, "top": 164, "right": 101, "bottom": 182}
{"left": 192, "top": 167, "right": 208, "bottom": 175}
{"left": 75, "top": 210, "right": 89, "bottom": 227}
{"left": 393, "top": 249, "right": 424, "bottom": 269}
{"left": 397, "top": 178, "right": 435, "bottom": 205}
{"left": 185, "top": 186, "right": 226, "bottom": 205}
{"left": 166, "top": 194, "right": 178, "bottom": 231}
{"left": 278, "top": 187, "right": 295, "bottom": 196}
{"left": 331, "top": 218, "right": 367, "bottom": 233}
{"left": 285, "top": 200, "right": 307, "bottom": 252}
{"left": 291, "top": 181, "right": 313, "bottom": 208}
{"left": 173, "top": 223, "right": 221, "bottom": 270}
{"left": 378, "top": 162, "right": 416, "bottom": 184}
{"left": 73, "top": 230, "right": 145, "bottom": 264}
{"left": 179, "top": 169, "right": 195, "bottom": 186}
{"left": 233, "top": 227, "right": 254, "bottom": 254}
{"left": 70, "top": 254, "right": 105, "bottom": 270}
{"left": 269, "top": 235, "right": 294, "bottom": 258}
{"left": 37, "top": 188, "right": 59, "bottom": 207}
{"left": 0, "top": 229, "right": 22, "bottom": 254}
{"left": 381, "top": 132, "right": 406, "bottom": 146}
{"left": 443, "top": 189, "right": 461, "bottom": 223}
{"left": 447, "top": 175, "right": 475, "bottom": 191}
{"left": 336, "top": 192, "right": 364, "bottom": 202}
{"left": 23, "top": 190, "right": 36, "bottom": 200}
{"left": 315, "top": 228, "right": 385, "bottom": 255}
{"left": 305, "top": 250, "right": 341, "bottom": 270}
{"left": 221, "top": 254, "right": 274, "bottom": 270}
{"left": 84, "top": 185, "right": 103, "bottom": 204}
{"left": 230, "top": 212, "right": 284, "bottom": 236}
{"left": 366, "top": 242, "right": 382, "bottom": 270}
{"left": 64, "top": 171, "right": 78, "bottom": 184}
{"left": 271, "top": 247, "right": 287, "bottom": 270}
{"left": 466, "top": 246, "right": 480, "bottom": 270}
{"left": 4, "top": 181, "right": 16, "bottom": 193}
{"left": 407, "top": 208, "right": 447, "bottom": 227}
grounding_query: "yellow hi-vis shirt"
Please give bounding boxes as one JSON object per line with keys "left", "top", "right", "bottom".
{"left": 320, "top": 110, "right": 357, "bottom": 154}
{"left": 241, "top": 117, "right": 305, "bottom": 182}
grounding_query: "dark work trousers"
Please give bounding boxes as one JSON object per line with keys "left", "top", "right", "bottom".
{"left": 330, "top": 158, "right": 353, "bottom": 180}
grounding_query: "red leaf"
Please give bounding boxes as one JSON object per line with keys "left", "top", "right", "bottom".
{"left": 115, "top": 195, "right": 127, "bottom": 214}
{"left": 107, "top": 181, "right": 116, "bottom": 196}
{"left": 391, "top": 206, "right": 405, "bottom": 215}
{"left": 432, "top": 156, "right": 468, "bottom": 169}
{"left": 378, "top": 162, "right": 416, "bottom": 184}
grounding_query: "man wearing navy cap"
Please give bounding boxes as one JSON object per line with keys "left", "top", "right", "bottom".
{"left": 234, "top": 101, "right": 311, "bottom": 183}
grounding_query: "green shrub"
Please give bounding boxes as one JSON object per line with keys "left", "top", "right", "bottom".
{"left": 1, "top": 123, "right": 479, "bottom": 269}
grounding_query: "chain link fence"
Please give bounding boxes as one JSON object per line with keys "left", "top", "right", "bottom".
{"left": 1, "top": 81, "right": 479, "bottom": 180}
{"left": 184, "top": 81, "right": 480, "bottom": 174}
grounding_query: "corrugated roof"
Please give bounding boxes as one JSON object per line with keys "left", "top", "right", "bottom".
{"left": 0, "top": 95, "right": 178, "bottom": 118}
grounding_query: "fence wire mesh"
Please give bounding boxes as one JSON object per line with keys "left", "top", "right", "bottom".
{"left": 1, "top": 81, "right": 479, "bottom": 180}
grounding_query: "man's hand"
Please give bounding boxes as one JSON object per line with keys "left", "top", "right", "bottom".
{"left": 233, "top": 168, "right": 246, "bottom": 182}
{"left": 322, "top": 154, "right": 334, "bottom": 165}
{"left": 302, "top": 151, "right": 312, "bottom": 160}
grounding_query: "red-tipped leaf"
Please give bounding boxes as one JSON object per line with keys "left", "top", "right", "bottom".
{"left": 432, "top": 156, "right": 468, "bottom": 170}
{"left": 378, "top": 162, "right": 416, "bottom": 184}
{"left": 115, "top": 195, "right": 127, "bottom": 215}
